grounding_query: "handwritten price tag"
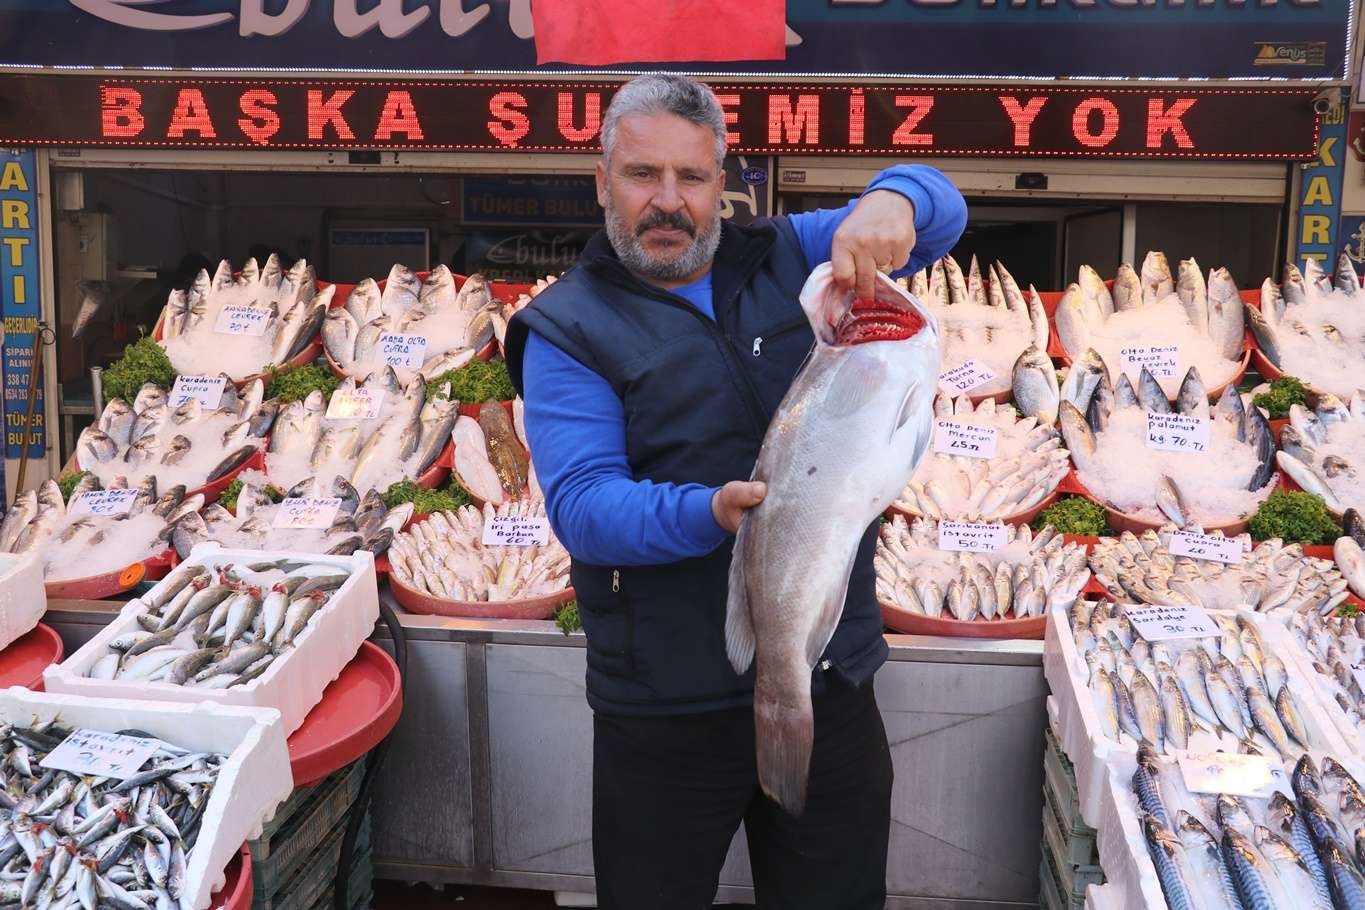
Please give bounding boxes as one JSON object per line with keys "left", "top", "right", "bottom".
{"left": 1121, "top": 345, "right": 1179, "bottom": 380}
{"left": 932, "top": 420, "right": 998, "bottom": 459}
{"left": 213, "top": 304, "right": 272, "bottom": 336}
{"left": 483, "top": 516, "right": 551, "bottom": 547}
{"left": 376, "top": 332, "right": 428, "bottom": 369}
{"left": 272, "top": 497, "right": 342, "bottom": 530}
{"left": 69, "top": 488, "right": 138, "bottom": 517}
{"left": 1145, "top": 412, "right": 1210, "bottom": 454}
{"left": 169, "top": 374, "right": 226, "bottom": 408}
{"left": 1126, "top": 605, "right": 1221, "bottom": 643}
{"left": 41, "top": 729, "right": 162, "bottom": 780}
{"left": 325, "top": 388, "right": 385, "bottom": 420}
{"left": 938, "top": 360, "right": 996, "bottom": 396}
{"left": 1177, "top": 752, "right": 1279, "bottom": 798}
{"left": 1170, "top": 530, "right": 1243, "bottom": 564}
{"left": 937, "top": 521, "right": 1007, "bottom": 553}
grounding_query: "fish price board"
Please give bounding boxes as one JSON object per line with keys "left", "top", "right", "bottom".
{"left": 1169, "top": 530, "right": 1243, "bottom": 564}
{"left": 1177, "top": 752, "right": 1282, "bottom": 798}
{"left": 1120, "top": 345, "right": 1179, "bottom": 379}
{"left": 273, "top": 497, "right": 343, "bottom": 530}
{"left": 214, "top": 304, "right": 272, "bottom": 336}
{"left": 931, "top": 420, "right": 997, "bottom": 459}
{"left": 325, "top": 388, "right": 385, "bottom": 420}
{"left": 1145, "top": 412, "right": 1209, "bottom": 454}
{"left": 938, "top": 360, "right": 996, "bottom": 396}
{"left": 937, "top": 521, "right": 1007, "bottom": 553}
{"left": 168, "top": 374, "right": 226, "bottom": 408}
{"left": 377, "top": 332, "right": 428, "bottom": 369}
{"left": 483, "top": 516, "right": 551, "bottom": 547}
{"left": 1126, "top": 605, "right": 1221, "bottom": 642}
{"left": 68, "top": 488, "right": 138, "bottom": 517}
{"left": 41, "top": 729, "right": 162, "bottom": 780}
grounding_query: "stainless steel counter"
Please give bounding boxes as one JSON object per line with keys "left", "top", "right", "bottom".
{"left": 44, "top": 597, "right": 1047, "bottom": 910}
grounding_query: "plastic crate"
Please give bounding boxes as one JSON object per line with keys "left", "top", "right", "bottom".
{"left": 306, "top": 854, "right": 375, "bottom": 910}
{"left": 1039, "top": 833, "right": 1086, "bottom": 910}
{"left": 1042, "top": 794, "right": 1104, "bottom": 901}
{"left": 252, "top": 758, "right": 367, "bottom": 896}
{"left": 255, "top": 813, "right": 372, "bottom": 910}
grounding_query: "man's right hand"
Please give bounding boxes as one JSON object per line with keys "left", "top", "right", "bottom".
{"left": 712, "top": 481, "right": 766, "bottom": 534}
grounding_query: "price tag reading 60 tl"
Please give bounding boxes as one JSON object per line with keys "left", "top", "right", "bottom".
{"left": 483, "top": 516, "right": 551, "bottom": 547}
{"left": 1126, "top": 605, "right": 1221, "bottom": 643}
{"left": 932, "top": 420, "right": 998, "bottom": 459}
{"left": 1145, "top": 412, "right": 1210, "bottom": 454}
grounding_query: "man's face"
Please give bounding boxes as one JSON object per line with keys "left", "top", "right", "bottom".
{"left": 597, "top": 112, "right": 726, "bottom": 284}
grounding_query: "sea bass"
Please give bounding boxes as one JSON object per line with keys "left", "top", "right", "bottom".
{"left": 726, "top": 264, "right": 940, "bottom": 816}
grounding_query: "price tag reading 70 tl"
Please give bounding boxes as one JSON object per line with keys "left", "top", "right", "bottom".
{"left": 931, "top": 420, "right": 998, "bottom": 459}
{"left": 1126, "top": 605, "right": 1221, "bottom": 643}
{"left": 1169, "top": 530, "right": 1244, "bottom": 565}
{"left": 213, "top": 304, "right": 272, "bottom": 336}
{"left": 168, "top": 374, "right": 227, "bottom": 409}
{"left": 482, "top": 517, "right": 551, "bottom": 547}
{"left": 1145, "top": 412, "right": 1210, "bottom": 454}
{"left": 40, "top": 729, "right": 163, "bottom": 780}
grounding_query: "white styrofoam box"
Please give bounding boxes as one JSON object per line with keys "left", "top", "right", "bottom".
{"left": 1083, "top": 884, "right": 1128, "bottom": 910}
{"left": 0, "top": 550, "right": 44, "bottom": 651}
{"left": 1043, "top": 604, "right": 1352, "bottom": 828}
{"left": 0, "top": 687, "right": 292, "bottom": 910}
{"left": 1257, "top": 614, "right": 1365, "bottom": 756}
{"left": 43, "top": 543, "right": 378, "bottom": 735}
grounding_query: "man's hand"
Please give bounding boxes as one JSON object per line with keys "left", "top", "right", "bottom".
{"left": 830, "top": 190, "right": 918, "bottom": 301}
{"left": 712, "top": 480, "right": 766, "bottom": 534}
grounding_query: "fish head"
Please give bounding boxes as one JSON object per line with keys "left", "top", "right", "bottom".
{"left": 797, "top": 262, "right": 938, "bottom": 349}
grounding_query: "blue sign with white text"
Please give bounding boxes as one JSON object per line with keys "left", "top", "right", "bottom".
{"left": 0, "top": 149, "right": 42, "bottom": 461}
{"left": 0, "top": 0, "right": 1349, "bottom": 80}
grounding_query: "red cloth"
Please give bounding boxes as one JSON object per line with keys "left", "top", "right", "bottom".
{"left": 532, "top": 0, "right": 786, "bottom": 66}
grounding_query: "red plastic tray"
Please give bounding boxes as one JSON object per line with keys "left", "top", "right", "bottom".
{"left": 44, "top": 547, "right": 177, "bottom": 601}
{"left": 208, "top": 846, "right": 252, "bottom": 910}
{"left": 287, "top": 641, "right": 402, "bottom": 788}
{"left": 880, "top": 601, "right": 1045, "bottom": 640}
{"left": 388, "top": 570, "right": 572, "bottom": 620}
{"left": 0, "top": 624, "right": 64, "bottom": 691}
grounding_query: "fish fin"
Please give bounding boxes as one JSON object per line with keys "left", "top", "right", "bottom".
{"left": 754, "top": 669, "right": 814, "bottom": 817}
{"left": 725, "top": 522, "right": 756, "bottom": 675}
{"left": 804, "top": 549, "right": 856, "bottom": 669}
{"left": 825, "top": 354, "right": 887, "bottom": 415}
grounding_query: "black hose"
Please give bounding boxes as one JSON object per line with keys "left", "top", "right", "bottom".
{"left": 333, "top": 598, "right": 407, "bottom": 910}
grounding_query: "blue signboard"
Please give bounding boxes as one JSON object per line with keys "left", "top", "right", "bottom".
{"left": 1295, "top": 99, "right": 1348, "bottom": 267}
{"left": 0, "top": 0, "right": 1350, "bottom": 80}
{"left": 0, "top": 149, "right": 42, "bottom": 461}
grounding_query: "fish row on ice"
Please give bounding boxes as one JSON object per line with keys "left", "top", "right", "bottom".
{"left": 1337, "top": 511, "right": 1365, "bottom": 602}
{"left": 168, "top": 474, "right": 413, "bottom": 559}
{"left": 1066, "top": 600, "right": 1315, "bottom": 760}
{"left": 323, "top": 265, "right": 499, "bottom": 383}
{"left": 1060, "top": 351, "right": 1276, "bottom": 527}
{"left": 1276, "top": 391, "right": 1365, "bottom": 517}
{"left": 387, "top": 500, "right": 571, "bottom": 603}
{"left": 1055, "top": 252, "right": 1245, "bottom": 398}
{"left": 903, "top": 255, "right": 1049, "bottom": 396}
{"left": 77, "top": 380, "right": 273, "bottom": 494}
{"left": 874, "top": 517, "right": 1090, "bottom": 622}
{"left": 1089, "top": 526, "right": 1349, "bottom": 616}
{"left": 452, "top": 398, "right": 539, "bottom": 506}
{"left": 160, "top": 255, "right": 333, "bottom": 381}
{"left": 1248, "top": 252, "right": 1365, "bottom": 400}
{"left": 890, "top": 394, "right": 1068, "bottom": 522}
{"left": 265, "top": 366, "right": 455, "bottom": 496}
{"left": 1289, "top": 607, "right": 1365, "bottom": 737}
{"left": 494, "top": 274, "right": 558, "bottom": 346}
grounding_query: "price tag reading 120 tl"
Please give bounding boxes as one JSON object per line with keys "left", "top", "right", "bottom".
{"left": 40, "top": 729, "right": 162, "bottom": 780}
{"left": 1170, "top": 530, "right": 1243, "bottom": 565}
{"left": 273, "top": 498, "right": 342, "bottom": 530}
{"left": 937, "top": 521, "right": 1007, "bottom": 553}
{"left": 325, "top": 388, "right": 385, "bottom": 420}
{"left": 213, "top": 304, "right": 272, "bottom": 336}
{"left": 483, "top": 516, "right": 551, "bottom": 547}
{"left": 1145, "top": 412, "right": 1210, "bottom": 454}
{"left": 376, "top": 333, "right": 428, "bottom": 369}
{"left": 1121, "top": 345, "right": 1179, "bottom": 379}
{"left": 1126, "top": 605, "right": 1221, "bottom": 643}
{"left": 932, "top": 420, "right": 998, "bottom": 459}
{"left": 1177, "top": 752, "right": 1279, "bottom": 798}
{"left": 938, "top": 360, "right": 996, "bottom": 396}
{"left": 68, "top": 488, "right": 138, "bottom": 517}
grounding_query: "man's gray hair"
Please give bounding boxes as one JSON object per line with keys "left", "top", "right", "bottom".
{"left": 601, "top": 73, "right": 728, "bottom": 168}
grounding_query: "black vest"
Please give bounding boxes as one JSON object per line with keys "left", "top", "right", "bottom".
{"left": 504, "top": 218, "right": 888, "bottom": 716}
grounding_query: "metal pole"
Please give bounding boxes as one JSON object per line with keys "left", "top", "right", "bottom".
{"left": 90, "top": 365, "right": 104, "bottom": 416}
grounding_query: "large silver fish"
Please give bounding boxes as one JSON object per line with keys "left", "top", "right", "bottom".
{"left": 726, "top": 265, "right": 940, "bottom": 816}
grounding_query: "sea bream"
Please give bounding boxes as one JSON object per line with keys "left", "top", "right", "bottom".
{"left": 726, "top": 264, "right": 940, "bottom": 816}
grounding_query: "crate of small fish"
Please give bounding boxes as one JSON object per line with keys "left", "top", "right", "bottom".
{"left": 0, "top": 687, "right": 292, "bottom": 910}
{"left": 43, "top": 544, "right": 379, "bottom": 736}
{"left": 1096, "top": 744, "right": 1365, "bottom": 909}
{"left": 1043, "top": 601, "right": 1349, "bottom": 826}
{"left": 0, "top": 549, "right": 44, "bottom": 651}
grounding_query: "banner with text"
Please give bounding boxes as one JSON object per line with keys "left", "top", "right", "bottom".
{"left": 0, "top": 150, "right": 41, "bottom": 462}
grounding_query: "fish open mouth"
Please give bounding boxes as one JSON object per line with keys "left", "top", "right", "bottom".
{"left": 833, "top": 298, "right": 926, "bottom": 346}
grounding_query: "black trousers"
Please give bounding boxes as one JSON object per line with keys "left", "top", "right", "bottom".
{"left": 591, "top": 675, "right": 893, "bottom": 910}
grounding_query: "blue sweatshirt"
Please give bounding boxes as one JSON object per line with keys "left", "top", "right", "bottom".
{"left": 522, "top": 164, "right": 967, "bottom": 566}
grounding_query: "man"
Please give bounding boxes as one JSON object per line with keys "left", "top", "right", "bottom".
{"left": 504, "top": 73, "right": 966, "bottom": 909}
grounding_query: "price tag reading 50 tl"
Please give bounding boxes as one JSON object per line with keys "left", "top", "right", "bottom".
{"left": 1145, "top": 412, "right": 1210, "bottom": 454}
{"left": 931, "top": 420, "right": 998, "bottom": 459}
{"left": 483, "top": 516, "right": 551, "bottom": 547}
{"left": 213, "top": 304, "right": 272, "bottom": 336}
{"left": 1126, "top": 605, "right": 1221, "bottom": 643}
{"left": 937, "top": 521, "right": 1007, "bottom": 553}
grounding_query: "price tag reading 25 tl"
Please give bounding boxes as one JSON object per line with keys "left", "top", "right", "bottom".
{"left": 1145, "top": 412, "right": 1210, "bottom": 454}
{"left": 932, "top": 420, "right": 998, "bottom": 459}
{"left": 1126, "top": 605, "right": 1221, "bottom": 643}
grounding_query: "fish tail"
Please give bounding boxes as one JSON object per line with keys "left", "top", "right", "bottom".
{"left": 754, "top": 670, "right": 814, "bottom": 818}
